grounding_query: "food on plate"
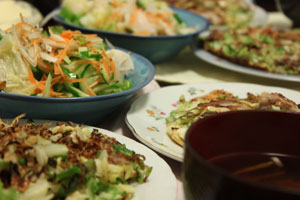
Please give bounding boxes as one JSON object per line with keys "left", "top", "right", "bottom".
{"left": 0, "top": 115, "right": 152, "bottom": 199}
{"left": 0, "top": 18, "right": 135, "bottom": 97}
{"left": 59, "top": 0, "right": 195, "bottom": 36}
{"left": 203, "top": 26, "right": 300, "bottom": 75}
{"left": 163, "top": 0, "right": 253, "bottom": 26}
{"left": 166, "top": 89, "right": 300, "bottom": 146}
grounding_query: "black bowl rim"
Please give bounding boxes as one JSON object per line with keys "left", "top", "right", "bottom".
{"left": 0, "top": 49, "right": 155, "bottom": 103}
{"left": 52, "top": 7, "right": 210, "bottom": 40}
{"left": 184, "top": 110, "right": 300, "bottom": 196}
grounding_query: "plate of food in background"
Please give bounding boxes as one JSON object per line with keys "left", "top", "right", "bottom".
{"left": 194, "top": 26, "right": 300, "bottom": 82}
{"left": 126, "top": 82, "right": 300, "bottom": 161}
{"left": 163, "top": 0, "right": 268, "bottom": 28}
{"left": 52, "top": 0, "right": 210, "bottom": 63}
{"left": 0, "top": 116, "right": 177, "bottom": 200}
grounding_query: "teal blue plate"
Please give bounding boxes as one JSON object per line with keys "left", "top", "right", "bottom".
{"left": 53, "top": 7, "right": 210, "bottom": 64}
{"left": 0, "top": 50, "right": 155, "bottom": 125}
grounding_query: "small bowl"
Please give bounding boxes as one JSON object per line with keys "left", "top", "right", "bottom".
{"left": 52, "top": 7, "right": 210, "bottom": 64}
{"left": 0, "top": 50, "right": 155, "bottom": 125}
{"left": 183, "top": 110, "right": 300, "bottom": 200}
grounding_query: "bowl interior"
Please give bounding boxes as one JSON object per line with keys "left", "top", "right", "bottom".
{"left": 53, "top": 7, "right": 209, "bottom": 63}
{"left": 184, "top": 110, "right": 300, "bottom": 199}
{"left": 187, "top": 110, "right": 300, "bottom": 160}
{"left": 183, "top": 110, "right": 300, "bottom": 200}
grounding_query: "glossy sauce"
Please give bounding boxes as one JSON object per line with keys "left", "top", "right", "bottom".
{"left": 209, "top": 153, "right": 300, "bottom": 191}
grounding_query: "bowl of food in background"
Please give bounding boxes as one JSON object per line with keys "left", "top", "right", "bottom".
{"left": 52, "top": 0, "right": 210, "bottom": 63}
{"left": 183, "top": 110, "right": 300, "bottom": 200}
{"left": 0, "top": 19, "right": 155, "bottom": 125}
{"left": 164, "top": 0, "right": 267, "bottom": 28}
{"left": 0, "top": 0, "right": 43, "bottom": 30}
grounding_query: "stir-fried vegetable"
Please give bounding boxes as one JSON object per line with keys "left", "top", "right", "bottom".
{"left": 60, "top": 0, "right": 195, "bottom": 36}
{"left": 204, "top": 26, "right": 300, "bottom": 75}
{"left": 0, "top": 116, "right": 152, "bottom": 199}
{"left": 0, "top": 18, "right": 135, "bottom": 97}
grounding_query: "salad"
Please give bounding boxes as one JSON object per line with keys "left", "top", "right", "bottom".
{"left": 0, "top": 115, "right": 152, "bottom": 200}
{"left": 0, "top": 18, "right": 135, "bottom": 97}
{"left": 59, "top": 0, "right": 195, "bottom": 36}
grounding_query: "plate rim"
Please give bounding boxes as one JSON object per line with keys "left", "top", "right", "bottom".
{"left": 126, "top": 82, "right": 300, "bottom": 162}
{"left": 125, "top": 117, "right": 182, "bottom": 162}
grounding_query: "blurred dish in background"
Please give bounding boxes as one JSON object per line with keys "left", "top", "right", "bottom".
{"left": 195, "top": 26, "right": 300, "bottom": 82}
{"left": 53, "top": 6, "right": 209, "bottom": 64}
{"left": 275, "top": 0, "right": 300, "bottom": 27}
{"left": 163, "top": 0, "right": 267, "bottom": 27}
{"left": 59, "top": 0, "right": 195, "bottom": 36}
{"left": 0, "top": 0, "right": 42, "bottom": 30}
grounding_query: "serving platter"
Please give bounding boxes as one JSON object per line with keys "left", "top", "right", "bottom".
{"left": 126, "top": 82, "right": 300, "bottom": 162}
{"left": 6, "top": 119, "right": 177, "bottom": 200}
{"left": 194, "top": 49, "right": 300, "bottom": 83}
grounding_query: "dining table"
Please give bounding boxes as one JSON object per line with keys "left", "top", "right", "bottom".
{"left": 93, "top": 10, "right": 300, "bottom": 200}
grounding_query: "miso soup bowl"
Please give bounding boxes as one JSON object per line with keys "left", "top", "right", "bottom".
{"left": 183, "top": 110, "right": 300, "bottom": 200}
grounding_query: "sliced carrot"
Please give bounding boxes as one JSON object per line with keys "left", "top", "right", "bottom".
{"left": 85, "top": 84, "right": 97, "bottom": 96}
{"left": 101, "top": 48, "right": 112, "bottom": 78}
{"left": 50, "top": 89, "right": 64, "bottom": 97}
{"left": 89, "top": 77, "right": 104, "bottom": 88}
{"left": 109, "top": 58, "right": 116, "bottom": 81}
{"left": 135, "top": 30, "right": 152, "bottom": 36}
{"left": 105, "top": 12, "right": 118, "bottom": 25}
{"left": 157, "top": 14, "right": 173, "bottom": 28}
{"left": 33, "top": 39, "right": 41, "bottom": 63}
{"left": 130, "top": 8, "right": 139, "bottom": 24}
{"left": 84, "top": 34, "right": 98, "bottom": 38}
{"left": 5, "top": 21, "right": 29, "bottom": 32}
{"left": 55, "top": 39, "right": 71, "bottom": 64}
{"left": 86, "top": 41, "right": 98, "bottom": 46}
{"left": 74, "top": 59, "right": 100, "bottom": 72}
{"left": 60, "top": 30, "right": 81, "bottom": 39}
{"left": 37, "top": 59, "right": 52, "bottom": 72}
{"left": 54, "top": 63, "right": 66, "bottom": 79}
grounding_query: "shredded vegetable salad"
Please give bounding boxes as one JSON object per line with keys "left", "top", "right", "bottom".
{"left": 0, "top": 18, "right": 135, "bottom": 97}
{"left": 60, "top": 0, "right": 195, "bottom": 36}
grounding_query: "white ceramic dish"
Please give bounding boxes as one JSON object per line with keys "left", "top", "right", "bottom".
{"left": 126, "top": 82, "right": 300, "bottom": 161}
{"left": 194, "top": 49, "right": 300, "bottom": 82}
{"left": 11, "top": 119, "right": 177, "bottom": 200}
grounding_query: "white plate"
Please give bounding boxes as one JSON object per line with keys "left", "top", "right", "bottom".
{"left": 194, "top": 49, "right": 300, "bottom": 82}
{"left": 12, "top": 119, "right": 177, "bottom": 200}
{"left": 126, "top": 82, "right": 300, "bottom": 162}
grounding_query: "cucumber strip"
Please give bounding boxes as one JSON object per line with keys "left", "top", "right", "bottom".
{"left": 73, "top": 64, "right": 88, "bottom": 76}
{"left": 43, "top": 73, "right": 53, "bottom": 97}
{"left": 99, "top": 65, "right": 110, "bottom": 84}
{"left": 65, "top": 85, "right": 89, "bottom": 97}
{"left": 61, "top": 66, "right": 76, "bottom": 79}
{"left": 81, "top": 64, "right": 97, "bottom": 78}
{"left": 92, "top": 83, "right": 109, "bottom": 94}
{"left": 79, "top": 75, "right": 102, "bottom": 93}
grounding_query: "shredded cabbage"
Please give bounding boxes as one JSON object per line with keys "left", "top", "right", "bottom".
{"left": 0, "top": 31, "right": 36, "bottom": 94}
